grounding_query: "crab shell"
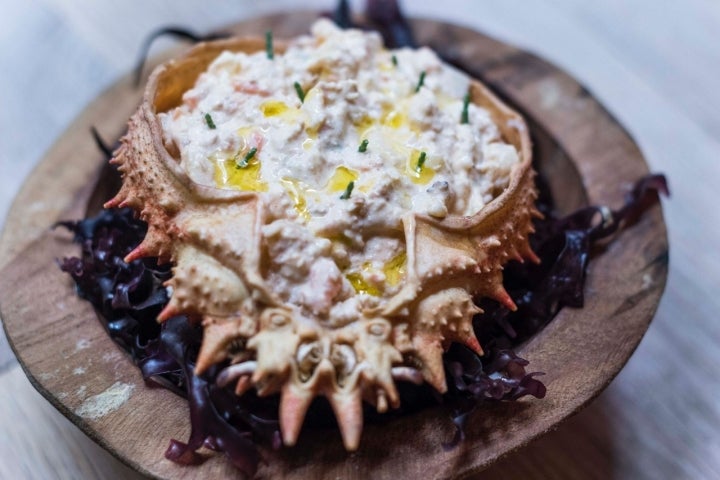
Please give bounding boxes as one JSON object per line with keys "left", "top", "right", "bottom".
{"left": 106, "top": 36, "right": 540, "bottom": 451}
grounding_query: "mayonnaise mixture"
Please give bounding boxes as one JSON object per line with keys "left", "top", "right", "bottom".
{"left": 159, "top": 19, "right": 520, "bottom": 320}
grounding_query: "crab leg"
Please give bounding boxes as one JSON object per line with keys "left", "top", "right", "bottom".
{"left": 216, "top": 361, "right": 257, "bottom": 388}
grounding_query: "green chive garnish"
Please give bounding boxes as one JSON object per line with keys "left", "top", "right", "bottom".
{"left": 415, "top": 71, "right": 426, "bottom": 93}
{"left": 340, "top": 181, "right": 355, "bottom": 200}
{"left": 461, "top": 91, "right": 470, "bottom": 124}
{"left": 415, "top": 151, "right": 427, "bottom": 173}
{"left": 204, "top": 113, "right": 216, "bottom": 129}
{"left": 265, "top": 31, "right": 274, "bottom": 60}
{"left": 358, "top": 139, "right": 369, "bottom": 153}
{"left": 236, "top": 147, "right": 257, "bottom": 168}
{"left": 294, "top": 81, "right": 305, "bottom": 103}
{"left": 392, "top": 54, "right": 398, "bottom": 66}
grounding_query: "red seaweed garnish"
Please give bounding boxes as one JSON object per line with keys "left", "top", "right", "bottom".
{"left": 331, "top": 0, "right": 355, "bottom": 29}
{"left": 365, "top": 0, "right": 416, "bottom": 48}
{"left": 442, "top": 174, "right": 668, "bottom": 444}
{"left": 56, "top": 170, "right": 668, "bottom": 473}
{"left": 158, "top": 317, "right": 264, "bottom": 476}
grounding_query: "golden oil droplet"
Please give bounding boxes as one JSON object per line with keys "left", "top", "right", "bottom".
{"left": 327, "top": 166, "right": 359, "bottom": 193}
{"left": 406, "top": 149, "right": 435, "bottom": 185}
{"left": 346, "top": 272, "right": 382, "bottom": 297}
{"left": 383, "top": 252, "right": 407, "bottom": 287}
{"left": 260, "top": 100, "right": 289, "bottom": 117}
{"left": 280, "top": 178, "right": 311, "bottom": 221}
{"left": 382, "top": 109, "right": 406, "bottom": 129}
{"left": 305, "top": 123, "right": 320, "bottom": 139}
{"left": 214, "top": 154, "right": 268, "bottom": 192}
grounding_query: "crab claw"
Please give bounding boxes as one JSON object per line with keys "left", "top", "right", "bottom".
{"left": 328, "top": 390, "right": 363, "bottom": 451}
{"left": 279, "top": 383, "right": 314, "bottom": 447}
{"left": 217, "top": 361, "right": 257, "bottom": 388}
{"left": 412, "top": 332, "right": 447, "bottom": 393}
{"left": 525, "top": 247, "right": 541, "bottom": 264}
{"left": 124, "top": 243, "right": 150, "bottom": 263}
{"left": 462, "top": 333, "right": 484, "bottom": 356}
{"left": 103, "top": 195, "right": 123, "bottom": 209}
{"left": 234, "top": 375, "right": 253, "bottom": 396}
{"left": 157, "top": 302, "right": 182, "bottom": 323}
{"left": 195, "top": 318, "right": 249, "bottom": 375}
{"left": 391, "top": 366, "right": 423, "bottom": 385}
{"left": 493, "top": 285, "right": 517, "bottom": 311}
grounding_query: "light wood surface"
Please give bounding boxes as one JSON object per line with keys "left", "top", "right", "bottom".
{"left": 0, "top": 1, "right": 717, "bottom": 479}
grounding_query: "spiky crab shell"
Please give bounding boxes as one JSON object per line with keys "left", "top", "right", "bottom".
{"left": 106, "top": 35, "right": 539, "bottom": 451}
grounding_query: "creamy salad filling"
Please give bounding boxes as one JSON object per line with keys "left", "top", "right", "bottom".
{"left": 159, "top": 19, "right": 520, "bottom": 318}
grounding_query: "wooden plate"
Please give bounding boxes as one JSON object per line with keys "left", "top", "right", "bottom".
{"left": 0, "top": 12, "right": 668, "bottom": 480}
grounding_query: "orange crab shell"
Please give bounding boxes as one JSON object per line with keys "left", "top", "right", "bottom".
{"left": 106, "top": 34, "right": 540, "bottom": 451}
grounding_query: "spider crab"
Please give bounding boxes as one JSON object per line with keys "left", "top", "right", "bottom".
{"left": 106, "top": 35, "right": 539, "bottom": 451}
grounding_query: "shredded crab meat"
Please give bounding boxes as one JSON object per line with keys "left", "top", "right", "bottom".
{"left": 159, "top": 20, "right": 521, "bottom": 305}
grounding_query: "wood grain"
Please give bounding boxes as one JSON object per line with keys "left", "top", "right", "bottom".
{"left": 0, "top": 13, "right": 668, "bottom": 480}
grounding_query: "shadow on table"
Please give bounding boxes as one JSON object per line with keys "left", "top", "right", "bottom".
{"left": 473, "top": 395, "right": 616, "bottom": 479}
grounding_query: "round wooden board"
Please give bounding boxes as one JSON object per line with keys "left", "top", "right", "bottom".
{"left": 0, "top": 12, "right": 667, "bottom": 480}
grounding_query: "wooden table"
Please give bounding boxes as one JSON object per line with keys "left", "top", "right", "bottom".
{"left": 1, "top": 1, "right": 718, "bottom": 479}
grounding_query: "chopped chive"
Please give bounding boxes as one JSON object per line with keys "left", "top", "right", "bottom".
{"left": 265, "top": 31, "right": 274, "bottom": 60}
{"left": 204, "top": 113, "right": 216, "bottom": 129}
{"left": 294, "top": 81, "right": 305, "bottom": 103}
{"left": 245, "top": 147, "right": 257, "bottom": 162}
{"left": 358, "top": 139, "right": 369, "bottom": 153}
{"left": 415, "top": 70, "right": 426, "bottom": 93}
{"left": 415, "top": 151, "right": 427, "bottom": 173}
{"left": 235, "top": 147, "right": 257, "bottom": 168}
{"left": 461, "top": 91, "right": 470, "bottom": 124}
{"left": 391, "top": 54, "right": 398, "bottom": 66}
{"left": 340, "top": 181, "right": 355, "bottom": 199}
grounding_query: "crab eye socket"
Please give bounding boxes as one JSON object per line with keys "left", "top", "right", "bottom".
{"left": 296, "top": 341, "right": 323, "bottom": 382}
{"left": 330, "top": 343, "right": 356, "bottom": 387}
{"left": 366, "top": 319, "right": 389, "bottom": 338}
{"left": 260, "top": 308, "right": 292, "bottom": 329}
